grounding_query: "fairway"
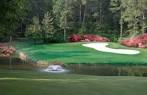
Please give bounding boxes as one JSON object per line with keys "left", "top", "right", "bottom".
{"left": 0, "top": 69, "right": 147, "bottom": 95}
{"left": 16, "top": 42, "right": 147, "bottom": 65}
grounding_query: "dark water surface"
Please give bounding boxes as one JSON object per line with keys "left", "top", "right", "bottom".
{"left": 1, "top": 57, "right": 147, "bottom": 77}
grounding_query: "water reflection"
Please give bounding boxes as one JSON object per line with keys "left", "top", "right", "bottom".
{"left": 67, "top": 64, "right": 147, "bottom": 76}
{"left": 0, "top": 57, "right": 147, "bottom": 77}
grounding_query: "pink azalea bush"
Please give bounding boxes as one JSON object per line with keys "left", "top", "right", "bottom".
{"left": 0, "top": 46, "right": 16, "bottom": 56}
{"left": 68, "top": 34, "right": 82, "bottom": 42}
{"left": 120, "top": 33, "right": 147, "bottom": 48}
{"left": 82, "top": 34, "right": 110, "bottom": 42}
{"left": 68, "top": 34, "right": 110, "bottom": 42}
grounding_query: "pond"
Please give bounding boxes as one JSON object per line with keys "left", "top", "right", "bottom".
{"left": 0, "top": 57, "right": 147, "bottom": 77}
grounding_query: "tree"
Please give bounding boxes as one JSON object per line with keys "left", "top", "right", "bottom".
{"left": 138, "top": 0, "right": 147, "bottom": 33}
{"left": 0, "top": 0, "right": 27, "bottom": 41}
{"left": 110, "top": 0, "right": 147, "bottom": 39}
{"left": 26, "top": 16, "right": 42, "bottom": 43}
{"left": 26, "top": 0, "right": 53, "bottom": 20}
{"left": 42, "top": 12, "right": 55, "bottom": 43}
{"left": 53, "top": 0, "right": 73, "bottom": 41}
{"left": 110, "top": 0, "right": 124, "bottom": 39}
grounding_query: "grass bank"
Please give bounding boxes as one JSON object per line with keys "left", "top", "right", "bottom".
{"left": 0, "top": 69, "right": 147, "bottom": 95}
{"left": 15, "top": 41, "right": 147, "bottom": 65}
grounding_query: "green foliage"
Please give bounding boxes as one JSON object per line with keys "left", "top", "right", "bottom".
{"left": 42, "top": 12, "right": 55, "bottom": 42}
{"left": 26, "top": 16, "right": 42, "bottom": 42}
{"left": 53, "top": 0, "right": 73, "bottom": 41}
{"left": 0, "top": 0, "right": 147, "bottom": 42}
{"left": 110, "top": 0, "right": 147, "bottom": 38}
{"left": 0, "top": 26, "right": 8, "bottom": 41}
{"left": 0, "top": 0, "right": 27, "bottom": 41}
{"left": 26, "top": 12, "right": 56, "bottom": 43}
{"left": 26, "top": 0, "right": 53, "bottom": 21}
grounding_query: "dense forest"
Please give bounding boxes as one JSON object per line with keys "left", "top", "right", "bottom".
{"left": 0, "top": 0, "right": 147, "bottom": 42}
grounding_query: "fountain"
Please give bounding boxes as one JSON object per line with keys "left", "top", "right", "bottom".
{"left": 43, "top": 65, "right": 68, "bottom": 73}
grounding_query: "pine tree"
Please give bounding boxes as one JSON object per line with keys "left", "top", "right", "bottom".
{"left": 53, "top": 0, "right": 73, "bottom": 41}
{"left": 110, "top": 0, "right": 124, "bottom": 39}
{"left": 0, "top": 0, "right": 26, "bottom": 41}
{"left": 110, "top": 0, "right": 147, "bottom": 38}
{"left": 42, "top": 11, "right": 54, "bottom": 42}
{"left": 26, "top": 16, "right": 42, "bottom": 43}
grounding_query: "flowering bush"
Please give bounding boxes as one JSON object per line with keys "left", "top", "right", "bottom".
{"left": 1, "top": 47, "right": 16, "bottom": 56}
{"left": 83, "top": 34, "right": 97, "bottom": 41}
{"left": 82, "top": 34, "right": 110, "bottom": 42}
{"left": 68, "top": 34, "right": 110, "bottom": 42}
{"left": 68, "top": 34, "right": 82, "bottom": 42}
{"left": 120, "top": 33, "right": 147, "bottom": 48}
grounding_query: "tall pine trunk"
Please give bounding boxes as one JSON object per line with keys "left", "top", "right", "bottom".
{"left": 99, "top": 0, "right": 102, "bottom": 25}
{"left": 63, "top": 13, "right": 67, "bottom": 42}
{"left": 142, "top": 11, "right": 145, "bottom": 34}
{"left": 81, "top": 3, "right": 87, "bottom": 34}
{"left": 120, "top": 10, "right": 123, "bottom": 39}
{"left": 79, "top": 5, "right": 82, "bottom": 23}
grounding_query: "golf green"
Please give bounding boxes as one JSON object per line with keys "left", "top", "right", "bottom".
{"left": 15, "top": 42, "right": 147, "bottom": 65}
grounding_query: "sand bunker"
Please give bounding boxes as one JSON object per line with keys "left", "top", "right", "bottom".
{"left": 82, "top": 43, "right": 140, "bottom": 55}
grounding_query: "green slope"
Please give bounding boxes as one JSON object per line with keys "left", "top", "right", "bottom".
{"left": 15, "top": 42, "right": 147, "bottom": 65}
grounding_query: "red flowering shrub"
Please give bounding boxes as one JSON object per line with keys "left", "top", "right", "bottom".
{"left": 68, "top": 34, "right": 82, "bottom": 42}
{"left": 1, "top": 47, "right": 16, "bottom": 56}
{"left": 120, "top": 33, "right": 147, "bottom": 48}
{"left": 83, "top": 34, "right": 97, "bottom": 41}
{"left": 68, "top": 34, "right": 110, "bottom": 42}
{"left": 82, "top": 34, "right": 110, "bottom": 42}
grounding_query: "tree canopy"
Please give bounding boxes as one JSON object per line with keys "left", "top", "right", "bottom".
{"left": 0, "top": 0, "right": 147, "bottom": 42}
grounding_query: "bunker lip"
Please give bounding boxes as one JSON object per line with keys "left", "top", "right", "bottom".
{"left": 82, "top": 43, "right": 140, "bottom": 55}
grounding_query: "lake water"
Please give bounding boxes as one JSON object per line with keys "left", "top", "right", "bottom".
{"left": 0, "top": 57, "right": 147, "bottom": 77}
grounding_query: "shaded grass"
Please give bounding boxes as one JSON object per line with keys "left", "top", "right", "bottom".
{"left": 0, "top": 69, "right": 147, "bottom": 95}
{"left": 15, "top": 42, "right": 147, "bottom": 65}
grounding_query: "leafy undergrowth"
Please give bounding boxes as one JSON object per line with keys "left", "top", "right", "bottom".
{"left": 0, "top": 69, "right": 147, "bottom": 95}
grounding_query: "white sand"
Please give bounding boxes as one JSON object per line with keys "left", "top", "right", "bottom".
{"left": 82, "top": 43, "right": 140, "bottom": 55}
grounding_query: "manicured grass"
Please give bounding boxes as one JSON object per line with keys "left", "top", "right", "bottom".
{"left": 15, "top": 41, "right": 147, "bottom": 65}
{"left": 0, "top": 69, "right": 147, "bottom": 95}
